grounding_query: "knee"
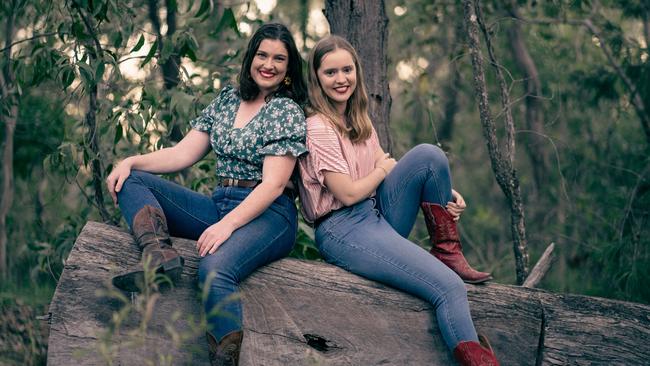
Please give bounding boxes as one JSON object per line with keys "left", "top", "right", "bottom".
{"left": 411, "top": 144, "right": 449, "bottom": 168}
{"left": 125, "top": 169, "right": 149, "bottom": 184}
{"left": 118, "top": 170, "right": 150, "bottom": 198}
{"left": 439, "top": 274, "right": 468, "bottom": 301}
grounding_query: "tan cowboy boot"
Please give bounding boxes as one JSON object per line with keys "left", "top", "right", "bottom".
{"left": 112, "top": 205, "right": 184, "bottom": 292}
{"left": 207, "top": 330, "right": 243, "bottom": 366}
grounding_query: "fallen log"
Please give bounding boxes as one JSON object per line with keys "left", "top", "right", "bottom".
{"left": 47, "top": 221, "right": 650, "bottom": 365}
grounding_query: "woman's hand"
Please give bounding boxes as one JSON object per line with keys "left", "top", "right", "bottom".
{"left": 446, "top": 189, "right": 467, "bottom": 222}
{"left": 375, "top": 153, "right": 397, "bottom": 176}
{"left": 197, "top": 220, "right": 237, "bottom": 257}
{"left": 106, "top": 158, "right": 133, "bottom": 205}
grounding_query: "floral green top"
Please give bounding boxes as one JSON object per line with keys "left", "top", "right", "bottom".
{"left": 190, "top": 85, "right": 307, "bottom": 180}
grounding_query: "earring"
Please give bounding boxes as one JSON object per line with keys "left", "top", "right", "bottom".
{"left": 283, "top": 76, "right": 292, "bottom": 86}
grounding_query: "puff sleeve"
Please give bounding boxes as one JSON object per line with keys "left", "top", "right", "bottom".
{"left": 258, "top": 98, "right": 308, "bottom": 157}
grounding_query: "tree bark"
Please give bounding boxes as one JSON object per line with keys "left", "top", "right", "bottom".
{"left": 641, "top": 3, "right": 650, "bottom": 48}
{"left": 74, "top": 2, "right": 112, "bottom": 223}
{"left": 47, "top": 222, "right": 650, "bottom": 365}
{"left": 324, "top": 0, "right": 393, "bottom": 152}
{"left": 147, "top": 0, "right": 184, "bottom": 142}
{"left": 463, "top": 0, "right": 530, "bottom": 284}
{"left": 507, "top": 3, "right": 549, "bottom": 193}
{"left": 0, "top": 0, "right": 18, "bottom": 279}
{"left": 438, "top": 11, "right": 464, "bottom": 145}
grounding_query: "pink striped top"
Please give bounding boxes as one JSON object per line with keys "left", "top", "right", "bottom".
{"left": 298, "top": 114, "right": 381, "bottom": 222}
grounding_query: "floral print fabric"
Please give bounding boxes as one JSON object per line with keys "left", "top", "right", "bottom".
{"left": 190, "top": 85, "right": 307, "bottom": 180}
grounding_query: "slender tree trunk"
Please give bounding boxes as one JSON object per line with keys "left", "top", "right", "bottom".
{"left": 438, "top": 12, "right": 465, "bottom": 144}
{"left": 147, "top": 0, "right": 183, "bottom": 142}
{"left": 507, "top": 4, "right": 548, "bottom": 194}
{"left": 324, "top": 0, "right": 392, "bottom": 152}
{"left": 463, "top": 0, "right": 530, "bottom": 284}
{"left": 0, "top": 103, "right": 16, "bottom": 280}
{"left": 299, "top": 0, "right": 309, "bottom": 53}
{"left": 0, "top": 0, "right": 18, "bottom": 279}
{"left": 74, "top": 2, "right": 112, "bottom": 222}
{"left": 86, "top": 85, "right": 111, "bottom": 222}
{"left": 642, "top": 3, "right": 650, "bottom": 48}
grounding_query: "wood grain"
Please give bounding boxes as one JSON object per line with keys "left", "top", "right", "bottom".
{"left": 48, "top": 222, "right": 650, "bottom": 365}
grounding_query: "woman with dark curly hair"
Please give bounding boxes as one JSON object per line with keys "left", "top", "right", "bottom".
{"left": 106, "top": 23, "right": 307, "bottom": 366}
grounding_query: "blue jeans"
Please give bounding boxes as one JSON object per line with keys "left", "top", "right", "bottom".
{"left": 118, "top": 170, "right": 297, "bottom": 340}
{"left": 315, "top": 144, "right": 479, "bottom": 350}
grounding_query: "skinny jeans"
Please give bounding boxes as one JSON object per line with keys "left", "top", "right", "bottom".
{"left": 315, "top": 144, "right": 479, "bottom": 350}
{"left": 117, "top": 170, "right": 297, "bottom": 340}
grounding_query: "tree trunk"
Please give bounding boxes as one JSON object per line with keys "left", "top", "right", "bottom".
{"left": 507, "top": 4, "right": 548, "bottom": 194}
{"left": 463, "top": 0, "right": 530, "bottom": 284}
{"left": 47, "top": 222, "right": 650, "bottom": 365}
{"left": 74, "top": 3, "right": 112, "bottom": 223}
{"left": 641, "top": 3, "right": 650, "bottom": 48}
{"left": 147, "top": 0, "right": 184, "bottom": 142}
{"left": 0, "top": 0, "right": 17, "bottom": 279}
{"left": 324, "top": 0, "right": 393, "bottom": 152}
{"left": 438, "top": 13, "right": 464, "bottom": 145}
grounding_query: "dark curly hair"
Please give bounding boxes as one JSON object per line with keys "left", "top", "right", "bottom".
{"left": 238, "top": 23, "right": 307, "bottom": 105}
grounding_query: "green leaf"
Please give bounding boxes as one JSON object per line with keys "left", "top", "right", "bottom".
{"left": 213, "top": 8, "right": 239, "bottom": 36}
{"left": 111, "top": 31, "right": 123, "bottom": 49}
{"left": 71, "top": 21, "right": 87, "bottom": 40}
{"left": 130, "top": 35, "right": 145, "bottom": 53}
{"left": 78, "top": 61, "right": 95, "bottom": 87}
{"left": 95, "top": 61, "right": 105, "bottom": 81}
{"left": 114, "top": 123, "right": 123, "bottom": 145}
{"left": 195, "top": 0, "right": 211, "bottom": 19}
{"left": 60, "top": 66, "right": 75, "bottom": 89}
{"left": 140, "top": 39, "right": 159, "bottom": 67}
{"left": 183, "top": 47, "right": 197, "bottom": 62}
{"left": 57, "top": 22, "right": 67, "bottom": 42}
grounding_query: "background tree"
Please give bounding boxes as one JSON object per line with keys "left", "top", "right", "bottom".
{"left": 324, "top": 0, "right": 393, "bottom": 151}
{"left": 2, "top": 1, "right": 650, "bottom": 363}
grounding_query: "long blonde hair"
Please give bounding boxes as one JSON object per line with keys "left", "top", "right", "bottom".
{"left": 307, "top": 35, "right": 373, "bottom": 142}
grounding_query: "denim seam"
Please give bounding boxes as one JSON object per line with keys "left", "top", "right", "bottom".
{"left": 148, "top": 185, "right": 215, "bottom": 227}
{"left": 232, "top": 218, "right": 293, "bottom": 283}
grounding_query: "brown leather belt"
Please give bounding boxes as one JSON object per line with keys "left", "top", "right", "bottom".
{"left": 217, "top": 178, "right": 260, "bottom": 188}
{"left": 217, "top": 177, "right": 296, "bottom": 198}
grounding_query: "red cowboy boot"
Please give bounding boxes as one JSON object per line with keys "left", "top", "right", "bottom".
{"left": 207, "top": 330, "right": 243, "bottom": 366}
{"left": 453, "top": 334, "right": 500, "bottom": 366}
{"left": 421, "top": 202, "right": 492, "bottom": 284}
{"left": 112, "top": 205, "right": 184, "bottom": 292}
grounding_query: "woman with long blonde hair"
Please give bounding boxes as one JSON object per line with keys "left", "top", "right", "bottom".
{"left": 298, "top": 35, "right": 498, "bottom": 365}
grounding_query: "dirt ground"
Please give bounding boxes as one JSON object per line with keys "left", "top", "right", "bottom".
{"left": 0, "top": 299, "right": 48, "bottom": 366}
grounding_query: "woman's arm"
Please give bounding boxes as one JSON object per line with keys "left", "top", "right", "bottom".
{"left": 196, "top": 154, "right": 296, "bottom": 256}
{"left": 106, "top": 129, "right": 211, "bottom": 204}
{"left": 323, "top": 149, "right": 396, "bottom": 207}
